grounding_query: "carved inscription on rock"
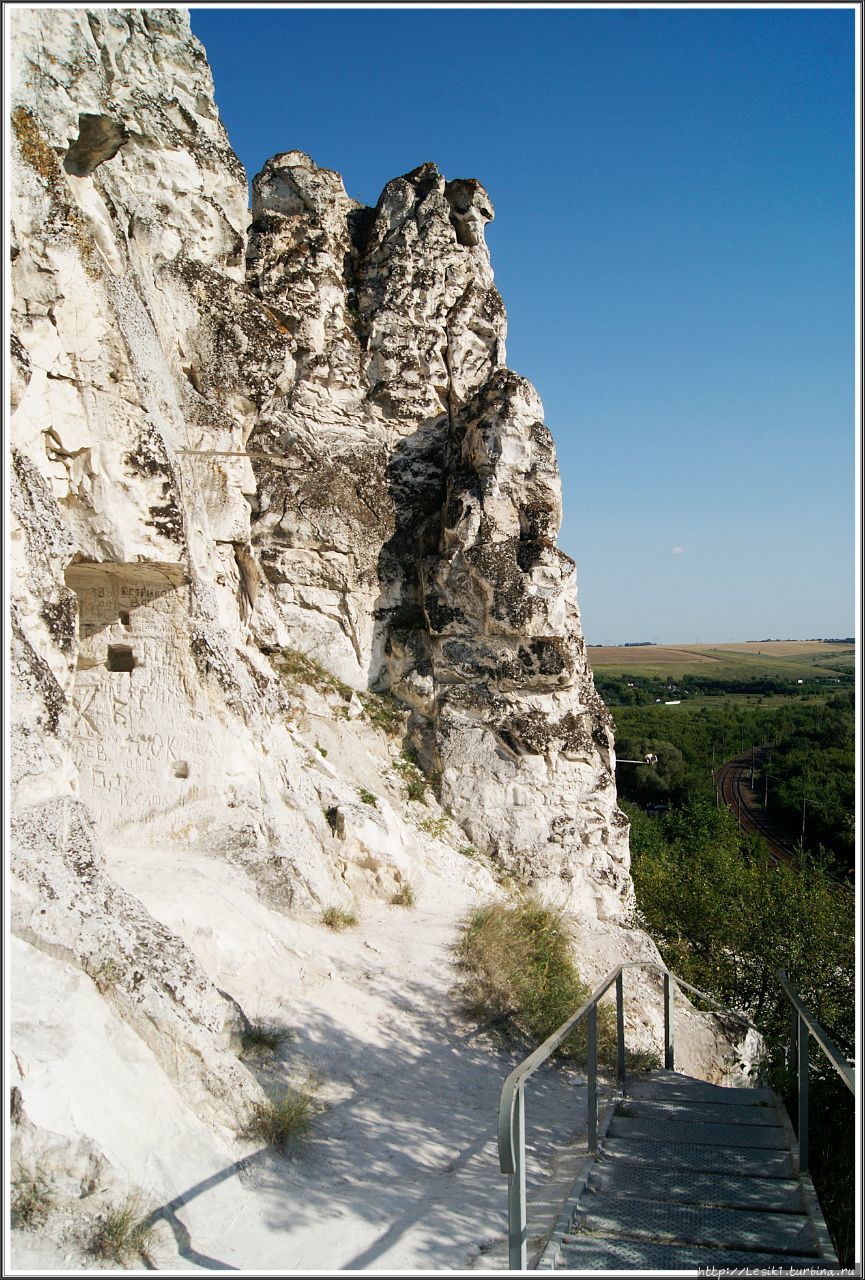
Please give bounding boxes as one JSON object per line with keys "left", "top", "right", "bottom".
{"left": 65, "top": 562, "right": 223, "bottom": 829}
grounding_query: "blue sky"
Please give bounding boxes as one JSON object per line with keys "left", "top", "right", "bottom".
{"left": 190, "top": 4, "right": 856, "bottom": 644}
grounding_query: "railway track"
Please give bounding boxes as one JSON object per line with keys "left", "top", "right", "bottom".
{"left": 714, "top": 754, "right": 798, "bottom": 865}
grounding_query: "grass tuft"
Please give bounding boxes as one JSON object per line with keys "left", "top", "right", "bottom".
{"left": 88, "top": 1195, "right": 155, "bottom": 1266}
{"left": 241, "top": 1018, "right": 292, "bottom": 1059}
{"left": 242, "top": 1081, "right": 321, "bottom": 1152}
{"left": 390, "top": 882, "right": 416, "bottom": 908}
{"left": 418, "top": 815, "right": 448, "bottom": 839}
{"left": 395, "top": 749, "right": 428, "bottom": 803}
{"left": 358, "top": 788, "right": 377, "bottom": 806}
{"left": 321, "top": 906, "right": 358, "bottom": 931}
{"left": 272, "top": 647, "right": 353, "bottom": 701}
{"left": 456, "top": 899, "right": 617, "bottom": 1063}
{"left": 625, "top": 1047, "right": 662, "bottom": 1073}
{"left": 406, "top": 777, "right": 427, "bottom": 803}
{"left": 11, "top": 1174, "right": 53, "bottom": 1229}
{"left": 360, "top": 690, "right": 404, "bottom": 736}
{"left": 91, "top": 957, "right": 123, "bottom": 993}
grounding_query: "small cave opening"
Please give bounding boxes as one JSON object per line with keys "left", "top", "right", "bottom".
{"left": 119, "top": 610, "right": 131, "bottom": 627}
{"left": 107, "top": 644, "right": 136, "bottom": 672}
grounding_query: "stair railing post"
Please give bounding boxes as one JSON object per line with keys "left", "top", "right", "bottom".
{"left": 788, "top": 1003, "right": 798, "bottom": 1076}
{"left": 797, "top": 1013, "right": 809, "bottom": 1173}
{"left": 587, "top": 1003, "right": 598, "bottom": 1155}
{"left": 615, "top": 972, "right": 626, "bottom": 1085}
{"left": 663, "top": 971, "right": 675, "bottom": 1069}
{"left": 507, "top": 1084, "right": 527, "bottom": 1270}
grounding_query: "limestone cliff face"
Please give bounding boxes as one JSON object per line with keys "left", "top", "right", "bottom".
{"left": 10, "top": 7, "right": 630, "bottom": 928}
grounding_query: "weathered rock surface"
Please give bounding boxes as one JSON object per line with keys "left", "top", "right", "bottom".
{"left": 9, "top": 8, "right": 756, "bottom": 1267}
{"left": 241, "top": 147, "right": 628, "bottom": 916}
{"left": 11, "top": 1, "right": 633, "bottom": 917}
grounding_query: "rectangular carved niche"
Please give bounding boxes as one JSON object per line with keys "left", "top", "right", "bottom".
{"left": 66, "top": 560, "right": 193, "bottom": 832}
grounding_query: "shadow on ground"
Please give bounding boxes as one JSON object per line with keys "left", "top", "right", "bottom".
{"left": 149, "top": 965, "right": 599, "bottom": 1271}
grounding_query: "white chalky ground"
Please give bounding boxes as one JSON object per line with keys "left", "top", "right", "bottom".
{"left": 12, "top": 845, "right": 598, "bottom": 1273}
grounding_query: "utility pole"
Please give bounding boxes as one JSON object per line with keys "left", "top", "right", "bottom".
{"left": 750, "top": 745, "right": 755, "bottom": 789}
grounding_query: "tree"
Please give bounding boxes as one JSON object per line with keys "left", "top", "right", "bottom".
{"left": 626, "top": 798, "right": 854, "bottom": 1054}
{"left": 616, "top": 738, "right": 686, "bottom": 805}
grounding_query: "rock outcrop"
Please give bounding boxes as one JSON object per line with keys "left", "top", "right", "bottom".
{"left": 244, "top": 152, "right": 629, "bottom": 916}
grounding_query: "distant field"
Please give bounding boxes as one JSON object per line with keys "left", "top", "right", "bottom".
{"left": 587, "top": 641, "right": 855, "bottom": 681}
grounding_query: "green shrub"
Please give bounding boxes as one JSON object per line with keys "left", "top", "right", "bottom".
{"left": 11, "top": 1175, "right": 53, "bottom": 1229}
{"left": 457, "top": 899, "right": 617, "bottom": 1063}
{"left": 321, "top": 906, "right": 358, "bottom": 931}
{"left": 627, "top": 795, "right": 855, "bottom": 1263}
{"left": 358, "top": 788, "right": 377, "bottom": 806}
{"left": 88, "top": 1195, "right": 155, "bottom": 1266}
{"left": 242, "top": 1081, "right": 320, "bottom": 1152}
{"left": 395, "top": 750, "right": 428, "bottom": 802}
{"left": 391, "top": 882, "right": 415, "bottom": 908}
{"left": 626, "top": 798, "right": 854, "bottom": 1048}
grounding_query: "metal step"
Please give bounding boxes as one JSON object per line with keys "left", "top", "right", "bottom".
{"left": 538, "top": 1071, "right": 836, "bottom": 1273}
{"left": 607, "top": 1113, "right": 789, "bottom": 1148}
{"left": 553, "top": 1237, "right": 836, "bottom": 1271}
{"left": 617, "top": 1095, "right": 780, "bottom": 1126}
{"left": 587, "top": 1161, "right": 806, "bottom": 1212}
{"left": 602, "top": 1135, "right": 797, "bottom": 1176}
{"left": 625, "top": 1072, "right": 777, "bottom": 1106}
{"left": 575, "top": 1192, "right": 818, "bottom": 1253}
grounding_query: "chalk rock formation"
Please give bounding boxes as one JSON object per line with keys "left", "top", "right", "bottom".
{"left": 9, "top": 10, "right": 758, "bottom": 1266}
{"left": 245, "top": 151, "right": 628, "bottom": 914}
{"left": 10, "top": 4, "right": 631, "bottom": 957}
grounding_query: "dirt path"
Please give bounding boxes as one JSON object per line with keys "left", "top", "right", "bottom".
{"left": 94, "top": 847, "right": 597, "bottom": 1271}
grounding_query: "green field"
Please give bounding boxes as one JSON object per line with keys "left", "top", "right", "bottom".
{"left": 587, "top": 641, "right": 855, "bottom": 683}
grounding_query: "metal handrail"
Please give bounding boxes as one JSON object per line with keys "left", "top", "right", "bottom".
{"left": 777, "top": 968, "right": 855, "bottom": 1174}
{"left": 497, "top": 960, "right": 754, "bottom": 1269}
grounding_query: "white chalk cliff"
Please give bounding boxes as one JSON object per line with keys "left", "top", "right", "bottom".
{"left": 8, "top": 9, "right": 755, "bottom": 1270}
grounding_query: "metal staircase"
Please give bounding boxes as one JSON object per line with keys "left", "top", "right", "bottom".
{"left": 498, "top": 962, "right": 852, "bottom": 1270}
{"left": 541, "top": 1069, "right": 837, "bottom": 1269}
